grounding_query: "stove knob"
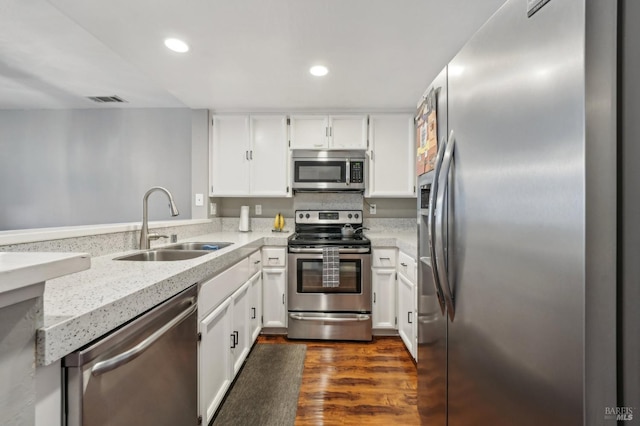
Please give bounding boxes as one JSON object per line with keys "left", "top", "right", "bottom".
{"left": 348, "top": 214, "right": 353, "bottom": 219}
{"left": 354, "top": 213, "right": 359, "bottom": 219}
{"left": 305, "top": 213, "right": 310, "bottom": 219}
{"left": 299, "top": 213, "right": 303, "bottom": 219}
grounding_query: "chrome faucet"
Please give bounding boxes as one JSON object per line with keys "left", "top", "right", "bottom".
{"left": 139, "top": 186, "right": 180, "bottom": 249}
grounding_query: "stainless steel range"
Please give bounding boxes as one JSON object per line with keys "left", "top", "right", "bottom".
{"left": 287, "top": 210, "right": 372, "bottom": 341}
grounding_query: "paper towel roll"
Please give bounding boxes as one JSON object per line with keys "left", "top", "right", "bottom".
{"left": 239, "top": 206, "right": 250, "bottom": 232}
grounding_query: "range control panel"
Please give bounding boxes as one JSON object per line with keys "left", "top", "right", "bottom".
{"left": 295, "top": 210, "right": 363, "bottom": 225}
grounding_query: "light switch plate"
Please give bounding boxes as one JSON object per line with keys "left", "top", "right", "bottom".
{"left": 370, "top": 204, "right": 377, "bottom": 214}
{"left": 255, "top": 205, "right": 262, "bottom": 215}
{"left": 195, "top": 193, "right": 204, "bottom": 206}
{"left": 209, "top": 202, "right": 216, "bottom": 215}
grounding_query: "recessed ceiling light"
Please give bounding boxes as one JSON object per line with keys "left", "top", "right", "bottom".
{"left": 164, "top": 38, "right": 189, "bottom": 53}
{"left": 310, "top": 65, "right": 329, "bottom": 77}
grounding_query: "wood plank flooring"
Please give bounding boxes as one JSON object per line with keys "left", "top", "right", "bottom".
{"left": 258, "top": 335, "right": 420, "bottom": 425}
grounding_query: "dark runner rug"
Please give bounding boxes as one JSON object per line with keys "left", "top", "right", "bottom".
{"left": 212, "top": 343, "right": 307, "bottom": 426}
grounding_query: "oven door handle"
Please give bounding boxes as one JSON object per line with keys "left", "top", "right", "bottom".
{"left": 289, "top": 313, "right": 371, "bottom": 322}
{"left": 288, "top": 247, "right": 371, "bottom": 254}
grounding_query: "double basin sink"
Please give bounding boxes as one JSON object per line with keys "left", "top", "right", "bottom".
{"left": 114, "top": 242, "right": 234, "bottom": 262}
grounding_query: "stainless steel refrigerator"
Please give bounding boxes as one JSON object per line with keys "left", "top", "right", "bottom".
{"left": 416, "top": 0, "right": 635, "bottom": 424}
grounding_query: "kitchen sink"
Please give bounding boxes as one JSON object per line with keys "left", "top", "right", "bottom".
{"left": 114, "top": 249, "right": 209, "bottom": 262}
{"left": 162, "top": 242, "right": 233, "bottom": 251}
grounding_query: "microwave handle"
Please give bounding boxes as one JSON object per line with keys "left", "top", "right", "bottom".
{"left": 345, "top": 159, "right": 350, "bottom": 186}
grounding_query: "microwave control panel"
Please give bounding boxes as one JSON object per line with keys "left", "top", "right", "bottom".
{"left": 350, "top": 161, "right": 364, "bottom": 183}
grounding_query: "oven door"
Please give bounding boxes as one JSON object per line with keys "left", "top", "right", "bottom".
{"left": 287, "top": 251, "right": 372, "bottom": 312}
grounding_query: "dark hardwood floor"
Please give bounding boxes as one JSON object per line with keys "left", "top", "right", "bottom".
{"left": 258, "top": 335, "right": 420, "bottom": 425}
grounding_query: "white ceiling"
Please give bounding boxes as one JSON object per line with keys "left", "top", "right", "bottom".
{"left": 0, "top": 0, "right": 506, "bottom": 111}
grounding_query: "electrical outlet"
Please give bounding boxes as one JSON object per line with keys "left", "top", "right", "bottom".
{"left": 195, "top": 193, "right": 204, "bottom": 206}
{"left": 370, "top": 204, "right": 377, "bottom": 215}
{"left": 209, "top": 202, "right": 217, "bottom": 216}
{"left": 255, "top": 205, "right": 262, "bottom": 215}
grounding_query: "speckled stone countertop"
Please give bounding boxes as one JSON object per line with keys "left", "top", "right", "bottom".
{"left": 37, "top": 229, "right": 417, "bottom": 366}
{"left": 365, "top": 231, "right": 417, "bottom": 258}
{"left": 37, "top": 231, "right": 291, "bottom": 366}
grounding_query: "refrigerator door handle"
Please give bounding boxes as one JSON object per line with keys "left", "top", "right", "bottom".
{"left": 435, "top": 130, "right": 456, "bottom": 321}
{"left": 428, "top": 134, "right": 448, "bottom": 315}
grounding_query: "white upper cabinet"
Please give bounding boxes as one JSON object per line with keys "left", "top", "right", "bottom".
{"left": 289, "top": 114, "right": 367, "bottom": 150}
{"left": 210, "top": 115, "right": 250, "bottom": 196}
{"left": 289, "top": 115, "right": 328, "bottom": 149}
{"left": 210, "top": 114, "right": 290, "bottom": 197}
{"left": 366, "top": 114, "right": 416, "bottom": 197}
{"left": 249, "top": 115, "right": 290, "bottom": 196}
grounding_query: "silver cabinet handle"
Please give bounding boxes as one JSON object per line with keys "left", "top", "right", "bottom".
{"left": 245, "top": 150, "right": 249, "bottom": 160}
{"left": 251, "top": 307, "right": 256, "bottom": 319}
{"left": 408, "top": 311, "right": 413, "bottom": 324}
{"left": 401, "top": 262, "right": 407, "bottom": 267}
{"left": 289, "top": 313, "right": 370, "bottom": 322}
{"left": 250, "top": 150, "right": 253, "bottom": 160}
{"left": 435, "top": 131, "right": 456, "bottom": 321}
{"left": 428, "top": 132, "right": 449, "bottom": 316}
{"left": 254, "top": 260, "right": 261, "bottom": 264}
{"left": 282, "top": 294, "right": 285, "bottom": 305}
{"left": 373, "top": 292, "right": 376, "bottom": 303}
{"left": 91, "top": 299, "right": 196, "bottom": 376}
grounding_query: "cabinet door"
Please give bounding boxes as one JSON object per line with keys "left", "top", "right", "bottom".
{"left": 367, "top": 114, "right": 415, "bottom": 197}
{"left": 250, "top": 115, "right": 290, "bottom": 196}
{"left": 397, "top": 272, "right": 416, "bottom": 359}
{"left": 289, "top": 115, "right": 328, "bottom": 149}
{"left": 248, "top": 271, "right": 263, "bottom": 342}
{"left": 372, "top": 268, "right": 396, "bottom": 329}
{"left": 210, "top": 115, "right": 250, "bottom": 196}
{"left": 231, "top": 282, "right": 250, "bottom": 375}
{"left": 329, "top": 115, "right": 368, "bottom": 149}
{"left": 262, "top": 267, "right": 287, "bottom": 328}
{"left": 199, "top": 298, "right": 232, "bottom": 424}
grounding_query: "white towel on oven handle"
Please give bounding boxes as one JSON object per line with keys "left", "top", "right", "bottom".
{"left": 322, "top": 246, "right": 340, "bottom": 288}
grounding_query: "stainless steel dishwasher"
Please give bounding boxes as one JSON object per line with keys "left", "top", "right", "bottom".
{"left": 64, "top": 285, "right": 198, "bottom": 426}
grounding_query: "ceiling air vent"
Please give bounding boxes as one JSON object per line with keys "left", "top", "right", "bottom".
{"left": 87, "top": 95, "right": 128, "bottom": 103}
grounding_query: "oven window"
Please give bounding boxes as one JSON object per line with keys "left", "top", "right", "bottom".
{"left": 295, "top": 161, "right": 346, "bottom": 183}
{"left": 296, "top": 259, "right": 361, "bottom": 293}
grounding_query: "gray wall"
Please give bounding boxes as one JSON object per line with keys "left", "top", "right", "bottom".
{"left": 0, "top": 108, "right": 193, "bottom": 230}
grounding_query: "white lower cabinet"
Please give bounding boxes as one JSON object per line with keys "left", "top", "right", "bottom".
{"left": 397, "top": 251, "right": 418, "bottom": 361}
{"left": 397, "top": 272, "right": 416, "bottom": 359}
{"left": 248, "top": 270, "right": 263, "bottom": 342}
{"left": 261, "top": 247, "right": 287, "bottom": 329}
{"left": 371, "top": 267, "right": 396, "bottom": 329}
{"left": 230, "top": 281, "right": 251, "bottom": 375}
{"left": 197, "top": 255, "right": 262, "bottom": 425}
{"left": 262, "top": 267, "right": 287, "bottom": 328}
{"left": 199, "top": 298, "right": 232, "bottom": 424}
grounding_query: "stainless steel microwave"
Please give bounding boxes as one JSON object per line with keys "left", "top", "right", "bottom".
{"left": 291, "top": 150, "right": 367, "bottom": 192}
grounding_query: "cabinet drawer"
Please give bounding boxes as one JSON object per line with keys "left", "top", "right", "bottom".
{"left": 249, "top": 250, "right": 262, "bottom": 274}
{"left": 199, "top": 258, "right": 249, "bottom": 319}
{"left": 262, "top": 247, "right": 286, "bottom": 267}
{"left": 372, "top": 248, "right": 397, "bottom": 268}
{"left": 397, "top": 251, "right": 416, "bottom": 283}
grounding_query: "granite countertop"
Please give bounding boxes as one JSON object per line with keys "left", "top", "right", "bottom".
{"left": 0, "top": 252, "right": 90, "bottom": 309}
{"left": 365, "top": 231, "right": 418, "bottom": 258}
{"left": 37, "top": 228, "right": 417, "bottom": 366}
{"left": 37, "top": 231, "right": 291, "bottom": 366}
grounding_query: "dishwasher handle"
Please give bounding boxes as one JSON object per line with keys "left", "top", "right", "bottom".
{"left": 91, "top": 298, "right": 197, "bottom": 376}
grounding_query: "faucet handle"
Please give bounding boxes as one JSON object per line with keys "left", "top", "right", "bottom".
{"left": 147, "top": 232, "right": 169, "bottom": 242}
